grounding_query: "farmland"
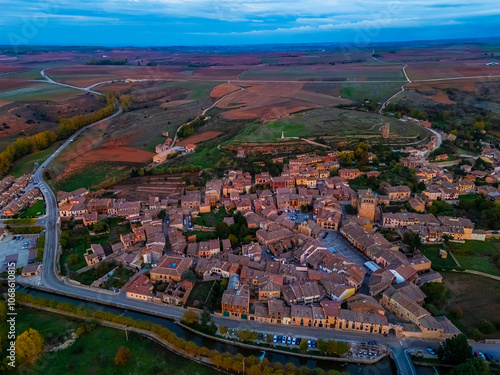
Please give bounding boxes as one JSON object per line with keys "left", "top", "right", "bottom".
{"left": 1, "top": 42, "right": 499, "bottom": 190}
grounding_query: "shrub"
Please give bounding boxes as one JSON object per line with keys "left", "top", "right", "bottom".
{"left": 114, "top": 346, "right": 132, "bottom": 366}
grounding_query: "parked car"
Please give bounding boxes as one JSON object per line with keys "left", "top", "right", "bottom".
{"left": 273, "top": 335, "right": 277, "bottom": 343}
{"left": 369, "top": 341, "right": 377, "bottom": 345}
{"left": 307, "top": 340, "right": 312, "bottom": 348}
{"left": 484, "top": 353, "right": 493, "bottom": 361}
{"left": 296, "top": 338, "right": 301, "bottom": 345}
{"left": 479, "top": 352, "right": 486, "bottom": 360}
{"left": 292, "top": 337, "right": 296, "bottom": 345}
{"left": 258, "top": 333, "right": 263, "bottom": 341}
{"left": 426, "top": 348, "right": 435, "bottom": 355}
{"left": 311, "top": 340, "right": 316, "bottom": 348}
{"left": 287, "top": 337, "right": 292, "bottom": 344}
{"left": 277, "top": 336, "right": 283, "bottom": 343}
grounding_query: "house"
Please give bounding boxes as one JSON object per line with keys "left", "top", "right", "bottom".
{"left": 150, "top": 255, "right": 193, "bottom": 283}
{"left": 222, "top": 285, "right": 250, "bottom": 317}
{"left": 185, "top": 144, "right": 196, "bottom": 153}
{"left": 84, "top": 244, "right": 106, "bottom": 266}
{"left": 126, "top": 275, "right": 154, "bottom": 301}
{"left": 82, "top": 211, "right": 98, "bottom": 226}
{"left": 338, "top": 169, "right": 362, "bottom": 180}
{"left": 380, "top": 182, "right": 411, "bottom": 201}
{"left": 298, "top": 220, "right": 323, "bottom": 238}
{"left": 21, "top": 263, "right": 41, "bottom": 277}
{"left": 242, "top": 243, "right": 262, "bottom": 262}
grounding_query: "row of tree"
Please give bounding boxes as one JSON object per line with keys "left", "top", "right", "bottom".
{"left": 0, "top": 130, "right": 57, "bottom": 174}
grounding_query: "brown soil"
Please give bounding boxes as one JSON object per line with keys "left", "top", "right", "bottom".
{"left": 210, "top": 83, "right": 240, "bottom": 98}
{"left": 176, "top": 131, "right": 222, "bottom": 147}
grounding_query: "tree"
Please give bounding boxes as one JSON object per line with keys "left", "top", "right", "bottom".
{"left": 181, "top": 310, "right": 199, "bottom": 325}
{"left": 219, "top": 325, "right": 227, "bottom": 335}
{"left": 228, "top": 234, "right": 238, "bottom": 247}
{"left": 158, "top": 210, "right": 166, "bottom": 220}
{"left": 200, "top": 308, "right": 212, "bottom": 326}
{"left": 114, "top": 346, "right": 132, "bottom": 366}
{"left": 437, "top": 334, "right": 473, "bottom": 365}
{"left": 15, "top": 328, "right": 44, "bottom": 365}
{"left": 181, "top": 270, "right": 195, "bottom": 282}
{"left": 477, "top": 319, "right": 495, "bottom": 334}
{"left": 402, "top": 231, "right": 422, "bottom": 253}
{"left": 421, "top": 282, "right": 448, "bottom": 309}
{"left": 299, "top": 340, "right": 309, "bottom": 353}
{"left": 450, "top": 357, "right": 489, "bottom": 375}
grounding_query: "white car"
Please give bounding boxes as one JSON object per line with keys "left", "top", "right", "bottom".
{"left": 273, "top": 335, "right": 277, "bottom": 343}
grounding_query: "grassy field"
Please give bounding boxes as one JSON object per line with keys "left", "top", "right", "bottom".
{"left": 421, "top": 239, "right": 500, "bottom": 276}
{"left": 0, "top": 81, "right": 85, "bottom": 102}
{"left": 10, "top": 142, "right": 62, "bottom": 177}
{"left": 447, "top": 239, "right": 500, "bottom": 276}
{"left": 419, "top": 244, "right": 459, "bottom": 271}
{"left": 19, "top": 200, "right": 46, "bottom": 218}
{"left": 340, "top": 82, "right": 404, "bottom": 102}
{"left": 229, "top": 108, "right": 431, "bottom": 143}
{"left": 15, "top": 306, "right": 220, "bottom": 375}
{"left": 51, "top": 162, "right": 130, "bottom": 192}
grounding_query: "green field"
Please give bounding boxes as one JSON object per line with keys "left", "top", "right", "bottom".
{"left": 10, "top": 143, "right": 62, "bottom": 177}
{"left": 341, "top": 82, "right": 403, "bottom": 102}
{"left": 229, "top": 108, "right": 431, "bottom": 144}
{"left": 50, "top": 162, "right": 130, "bottom": 192}
{"left": 239, "top": 65, "right": 405, "bottom": 82}
{"left": 421, "top": 239, "right": 500, "bottom": 276}
{"left": 15, "top": 306, "right": 220, "bottom": 375}
{"left": 19, "top": 200, "right": 46, "bottom": 218}
{"left": 0, "top": 81, "right": 84, "bottom": 102}
{"left": 448, "top": 239, "right": 500, "bottom": 276}
{"left": 420, "top": 244, "right": 460, "bottom": 271}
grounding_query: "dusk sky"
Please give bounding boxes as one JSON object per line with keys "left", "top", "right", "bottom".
{"left": 2, "top": 0, "right": 500, "bottom": 46}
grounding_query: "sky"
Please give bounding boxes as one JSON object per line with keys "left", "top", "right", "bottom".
{"left": 1, "top": 0, "right": 500, "bottom": 47}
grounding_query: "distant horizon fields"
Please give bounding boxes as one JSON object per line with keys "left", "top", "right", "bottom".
{"left": 1, "top": 35, "right": 500, "bottom": 51}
